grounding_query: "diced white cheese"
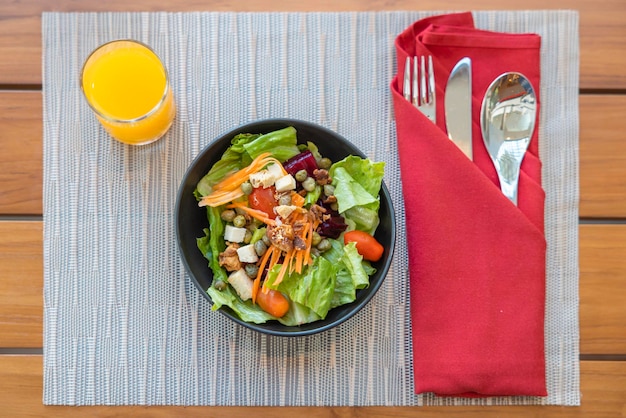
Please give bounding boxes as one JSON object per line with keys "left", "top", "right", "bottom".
{"left": 227, "top": 269, "right": 254, "bottom": 301}
{"left": 274, "top": 173, "right": 296, "bottom": 192}
{"left": 266, "top": 163, "right": 284, "bottom": 180}
{"left": 236, "top": 244, "right": 259, "bottom": 263}
{"left": 249, "top": 169, "right": 276, "bottom": 188}
{"left": 274, "top": 205, "right": 297, "bottom": 219}
{"left": 224, "top": 225, "right": 247, "bottom": 243}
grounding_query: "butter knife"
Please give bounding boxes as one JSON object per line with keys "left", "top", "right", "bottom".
{"left": 444, "top": 57, "right": 473, "bottom": 160}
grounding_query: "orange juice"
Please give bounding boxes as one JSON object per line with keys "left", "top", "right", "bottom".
{"left": 81, "top": 40, "right": 176, "bottom": 145}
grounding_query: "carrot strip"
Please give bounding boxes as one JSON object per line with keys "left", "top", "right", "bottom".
{"left": 199, "top": 153, "right": 286, "bottom": 207}
{"left": 252, "top": 245, "right": 275, "bottom": 303}
{"left": 198, "top": 189, "right": 245, "bottom": 207}
{"left": 294, "top": 248, "right": 304, "bottom": 274}
{"left": 226, "top": 201, "right": 276, "bottom": 226}
{"left": 210, "top": 153, "right": 282, "bottom": 192}
{"left": 261, "top": 246, "right": 284, "bottom": 294}
{"left": 273, "top": 249, "right": 295, "bottom": 287}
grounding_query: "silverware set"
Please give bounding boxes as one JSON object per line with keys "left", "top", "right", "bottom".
{"left": 402, "top": 55, "right": 537, "bottom": 206}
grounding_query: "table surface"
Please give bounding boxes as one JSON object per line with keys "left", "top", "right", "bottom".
{"left": 1, "top": 1, "right": 625, "bottom": 416}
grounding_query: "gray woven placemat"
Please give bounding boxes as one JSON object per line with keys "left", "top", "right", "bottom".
{"left": 42, "top": 10, "right": 580, "bottom": 406}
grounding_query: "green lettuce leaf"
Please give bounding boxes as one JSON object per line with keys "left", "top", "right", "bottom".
{"left": 196, "top": 133, "right": 258, "bottom": 196}
{"left": 329, "top": 156, "right": 385, "bottom": 234}
{"left": 196, "top": 207, "right": 228, "bottom": 285}
{"left": 196, "top": 127, "right": 300, "bottom": 196}
{"left": 329, "top": 155, "right": 385, "bottom": 196}
{"left": 266, "top": 256, "right": 337, "bottom": 319}
{"left": 207, "top": 285, "right": 276, "bottom": 324}
{"left": 242, "top": 126, "right": 301, "bottom": 161}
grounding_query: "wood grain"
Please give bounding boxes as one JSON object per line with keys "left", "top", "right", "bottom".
{"left": 579, "top": 224, "right": 626, "bottom": 354}
{"left": 1, "top": 221, "right": 625, "bottom": 353}
{"left": 1, "top": 93, "right": 624, "bottom": 217}
{"left": 580, "top": 95, "right": 626, "bottom": 219}
{"left": 0, "top": 92, "right": 42, "bottom": 215}
{"left": 0, "top": 221, "right": 43, "bottom": 348}
{"left": 1, "top": 356, "right": 624, "bottom": 417}
{"left": 0, "top": 0, "right": 625, "bottom": 89}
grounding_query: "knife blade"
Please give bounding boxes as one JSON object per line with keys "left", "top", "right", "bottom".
{"left": 444, "top": 57, "right": 473, "bottom": 160}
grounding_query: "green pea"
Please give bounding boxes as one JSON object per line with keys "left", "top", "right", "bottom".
{"left": 254, "top": 240, "right": 268, "bottom": 257}
{"left": 262, "top": 234, "right": 271, "bottom": 247}
{"left": 311, "top": 231, "right": 322, "bottom": 246}
{"left": 213, "top": 280, "right": 227, "bottom": 291}
{"left": 317, "top": 239, "right": 331, "bottom": 252}
{"left": 318, "top": 157, "right": 332, "bottom": 169}
{"left": 233, "top": 214, "right": 246, "bottom": 228}
{"left": 220, "top": 209, "right": 236, "bottom": 222}
{"left": 278, "top": 193, "right": 292, "bottom": 206}
{"left": 241, "top": 181, "right": 253, "bottom": 195}
{"left": 302, "top": 177, "right": 316, "bottom": 192}
{"left": 323, "top": 184, "right": 335, "bottom": 197}
{"left": 295, "top": 169, "right": 308, "bottom": 182}
{"left": 245, "top": 264, "right": 259, "bottom": 278}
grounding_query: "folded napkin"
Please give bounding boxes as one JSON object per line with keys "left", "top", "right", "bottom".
{"left": 391, "top": 12, "right": 547, "bottom": 397}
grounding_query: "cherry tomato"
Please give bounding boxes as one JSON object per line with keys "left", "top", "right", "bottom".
{"left": 256, "top": 289, "right": 290, "bottom": 318}
{"left": 248, "top": 186, "right": 278, "bottom": 219}
{"left": 343, "top": 230, "right": 384, "bottom": 262}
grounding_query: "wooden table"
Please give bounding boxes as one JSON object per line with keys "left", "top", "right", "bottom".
{"left": 1, "top": 1, "right": 625, "bottom": 416}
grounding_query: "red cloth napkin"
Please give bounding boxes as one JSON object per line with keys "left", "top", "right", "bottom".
{"left": 391, "top": 12, "right": 547, "bottom": 397}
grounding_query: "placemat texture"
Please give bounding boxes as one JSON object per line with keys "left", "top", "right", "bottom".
{"left": 42, "top": 10, "right": 580, "bottom": 406}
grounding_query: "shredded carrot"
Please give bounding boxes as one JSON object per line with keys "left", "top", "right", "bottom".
{"left": 226, "top": 201, "right": 276, "bottom": 226}
{"left": 198, "top": 152, "right": 286, "bottom": 207}
{"left": 198, "top": 150, "right": 327, "bottom": 305}
{"left": 252, "top": 245, "right": 275, "bottom": 303}
{"left": 198, "top": 189, "right": 245, "bottom": 207}
{"left": 273, "top": 249, "right": 295, "bottom": 287}
{"left": 303, "top": 217, "right": 319, "bottom": 266}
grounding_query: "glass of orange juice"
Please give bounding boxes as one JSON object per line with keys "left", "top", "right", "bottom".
{"left": 80, "top": 40, "right": 176, "bottom": 145}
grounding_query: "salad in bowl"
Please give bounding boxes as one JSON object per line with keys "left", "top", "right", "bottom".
{"left": 176, "top": 119, "right": 395, "bottom": 336}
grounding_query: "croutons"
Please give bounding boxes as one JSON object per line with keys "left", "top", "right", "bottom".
{"left": 227, "top": 269, "right": 254, "bottom": 301}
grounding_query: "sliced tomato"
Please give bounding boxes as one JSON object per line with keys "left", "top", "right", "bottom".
{"left": 248, "top": 186, "right": 278, "bottom": 219}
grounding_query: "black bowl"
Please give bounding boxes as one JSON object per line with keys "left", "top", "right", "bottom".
{"left": 175, "top": 119, "right": 396, "bottom": 336}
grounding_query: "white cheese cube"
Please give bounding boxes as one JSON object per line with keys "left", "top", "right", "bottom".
{"left": 266, "top": 163, "right": 284, "bottom": 179}
{"left": 274, "top": 174, "right": 296, "bottom": 192}
{"left": 224, "top": 225, "right": 247, "bottom": 243}
{"left": 227, "top": 268, "right": 254, "bottom": 301}
{"left": 249, "top": 170, "right": 276, "bottom": 188}
{"left": 236, "top": 244, "right": 259, "bottom": 263}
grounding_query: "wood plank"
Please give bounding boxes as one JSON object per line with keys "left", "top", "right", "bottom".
{"left": 1, "top": 221, "right": 625, "bottom": 354}
{"left": 579, "top": 224, "right": 626, "bottom": 354}
{"left": 0, "top": 0, "right": 625, "bottom": 89}
{"left": 0, "top": 221, "right": 42, "bottom": 348}
{"left": 0, "top": 355, "right": 623, "bottom": 416}
{"left": 579, "top": 95, "right": 626, "bottom": 218}
{"left": 1, "top": 92, "right": 625, "bottom": 217}
{"left": 0, "top": 92, "right": 42, "bottom": 215}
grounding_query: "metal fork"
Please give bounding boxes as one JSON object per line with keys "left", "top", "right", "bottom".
{"left": 403, "top": 56, "right": 436, "bottom": 123}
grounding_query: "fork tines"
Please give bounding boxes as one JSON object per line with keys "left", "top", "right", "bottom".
{"left": 403, "top": 56, "right": 435, "bottom": 123}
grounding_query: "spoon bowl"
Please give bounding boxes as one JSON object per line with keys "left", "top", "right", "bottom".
{"left": 480, "top": 72, "right": 537, "bottom": 205}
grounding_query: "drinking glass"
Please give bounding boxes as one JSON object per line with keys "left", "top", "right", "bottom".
{"left": 80, "top": 39, "right": 176, "bottom": 145}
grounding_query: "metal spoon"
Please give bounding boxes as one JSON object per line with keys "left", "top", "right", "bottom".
{"left": 480, "top": 72, "right": 537, "bottom": 205}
